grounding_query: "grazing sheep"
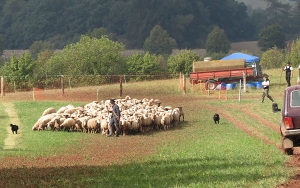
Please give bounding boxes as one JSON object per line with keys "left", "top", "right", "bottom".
{"left": 33, "top": 96, "right": 184, "bottom": 136}
{"left": 41, "top": 107, "right": 56, "bottom": 116}
{"left": 57, "top": 106, "right": 68, "bottom": 114}
{"left": 47, "top": 115, "right": 63, "bottom": 131}
{"left": 60, "top": 118, "right": 76, "bottom": 132}
{"left": 80, "top": 117, "right": 90, "bottom": 133}
{"left": 87, "top": 118, "right": 101, "bottom": 133}
{"left": 32, "top": 113, "right": 57, "bottom": 131}
{"left": 74, "top": 117, "right": 89, "bottom": 132}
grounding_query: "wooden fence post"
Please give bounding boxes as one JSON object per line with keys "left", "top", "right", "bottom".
{"left": 61, "top": 75, "right": 64, "bottom": 97}
{"left": 120, "top": 76, "right": 123, "bottom": 97}
{"left": 33, "top": 88, "right": 35, "bottom": 101}
{"left": 183, "top": 74, "right": 186, "bottom": 94}
{"left": 1, "top": 76, "right": 4, "bottom": 97}
{"left": 243, "top": 72, "right": 246, "bottom": 92}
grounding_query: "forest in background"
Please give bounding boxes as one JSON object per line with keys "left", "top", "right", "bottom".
{"left": 0, "top": 0, "right": 299, "bottom": 50}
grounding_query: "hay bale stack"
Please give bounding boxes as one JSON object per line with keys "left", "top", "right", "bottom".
{"left": 192, "top": 59, "right": 246, "bottom": 72}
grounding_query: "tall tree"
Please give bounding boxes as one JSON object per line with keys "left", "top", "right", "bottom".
{"left": 143, "top": 25, "right": 175, "bottom": 56}
{"left": 126, "top": 52, "right": 162, "bottom": 74}
{"left": 167, "top": 50, "right": 200, "bottom": 74}
{"left": 0, "top": 52, "right": 36, "bottom": 80}
{"left": 201, "top": 0, "right": 253, "bottom": 42}
{"left": 44, "top": 35, "right": 125, "bottom": 76}
{"left": 286, "top": 38, "right": 300, "bottom": 68}
{"left": 258, "top": 24, "right": 286, "bottom": 51}
{"left": 29, "top": 41, "right": 55, "bottom": 60}
{"left": 263, "top": 0, "right": 293, "bottom": 38}
{"left": 205, "top": 26, "right": 230, "bottom": 54}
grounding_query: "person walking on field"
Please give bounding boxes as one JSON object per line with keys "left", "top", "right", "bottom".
{"left": 283, "top": 62, "right": 293, "bottom": 87}
{"left": 107, "top": 99, "right": 121, "bottom": 137}
{"left": 261, "top": 74, "right": 274, "bottom": 103}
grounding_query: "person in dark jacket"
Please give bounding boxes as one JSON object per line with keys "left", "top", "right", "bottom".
{"left": 283, "top": 62, "right": 293, "bottom": 87}
{"left": 261, "top": 74, "right": 274, "bottom": 103}
{"left": 107, "top": 99, "right": 121, "bottom": 137}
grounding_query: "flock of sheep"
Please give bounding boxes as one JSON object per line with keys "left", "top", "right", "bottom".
{"left": 32, "top": 96, "right": 184, "bottom": 135}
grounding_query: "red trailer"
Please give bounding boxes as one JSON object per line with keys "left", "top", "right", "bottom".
{"left": 190, "top": 67, "right": 261, "bottom": 90}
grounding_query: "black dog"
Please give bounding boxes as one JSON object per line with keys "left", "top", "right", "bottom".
{"left": 272, "top": 103, "right": 281, "bottom": 113}
{"left": 10, "top": 123, "right": 19, "bottom": 134}
{"left": 213, "top": 113, "right": 220, "bottom": 124}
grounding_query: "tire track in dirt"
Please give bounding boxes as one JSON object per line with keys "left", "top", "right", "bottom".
{"left": 202, "top": 104, "right": 280, "bottom": 149}
{"left": 3, "top": 102, "right": 22, "bottom": 150}
{"left": 231, "top": 104, "right": 280, "bottom": 134}
{"left": 203, "top": 103, "right": 300, "bottom": 188}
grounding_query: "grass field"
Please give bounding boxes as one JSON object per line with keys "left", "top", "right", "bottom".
{"left": 0, "top": 68, "right": 297, "bottom": 187}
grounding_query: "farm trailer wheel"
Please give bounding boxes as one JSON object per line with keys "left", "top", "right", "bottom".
{"left": 205, "top": 80, "right": 217, "bottom": 90}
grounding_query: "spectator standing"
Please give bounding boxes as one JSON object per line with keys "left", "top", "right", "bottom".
{"left": 283, "top": 62, "right": 293, "bottom": 87}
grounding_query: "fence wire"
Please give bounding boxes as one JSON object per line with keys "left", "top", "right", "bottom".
{"left": 3, "top": 74, "right": 180, "bottom": 93}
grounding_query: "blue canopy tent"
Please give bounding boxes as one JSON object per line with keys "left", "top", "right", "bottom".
{"left": 221, "top": 52, "right": 263, "bottom": 80}
{"left": 221, "top": 52, "right": 260, "bottom": 63}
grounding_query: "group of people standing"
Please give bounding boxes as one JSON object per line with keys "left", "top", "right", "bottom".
{"left": 261, "top": 62, "right": 294, "bottom": 103}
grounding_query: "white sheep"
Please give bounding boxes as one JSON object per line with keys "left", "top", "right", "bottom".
{"left": 32, "top": 113, "right": 57, "bottom": 131}
{"left": 47, "top": 115, "right": 63, "bottom": 131}
{"left": 140, "top": 113, "right": 153, "bottom": 132}
{"left": 33, "top": 96, "right": 183, "bottom": 136}
{"left": 100, "top": 118, "right": 109, "bottom": 135}
{"left": 172, "top": 108, "right": 180, "bottom": 127}
{"left": 41, "top": 107, "right": 56, "bottom": 116}
{"left": 76, "top": 116, "right": 90, "bottom": 133}
{"left": 161, "top": 112, "right": 171, "bottom": 130}
{"left": 152, "top": 113, "right": 161, "bottom": 130}
{"left": 87, "top": 117, "right": 101, "bottom": 133}
{"left": 120, "top": 116, "right": 131, "bottom": 136}
{"left": 60, "top": 118, "right": 76, "bottom": 132}
{"left": 57, "top": 106, "right": 68, "bottom": 114}
{"left": 178, "top": 107, "right": 184, "bottom": 122}
{"left": 127, "top": 115, "right": 141, "bottom": 134}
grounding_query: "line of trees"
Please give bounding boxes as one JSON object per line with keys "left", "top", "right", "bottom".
{"left": 0, "top": 35, "right": 203, "bottom": 80}
{"left": 0, "top": 0, "right": 299, "bottom": 80}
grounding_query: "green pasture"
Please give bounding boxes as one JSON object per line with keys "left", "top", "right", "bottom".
{"left": 0, "top": 68, "right": 297, "bottom": 187}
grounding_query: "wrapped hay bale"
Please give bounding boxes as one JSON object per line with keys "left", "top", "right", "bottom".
{"left": 192, "top": 59, "right": 246, "bottom": 72}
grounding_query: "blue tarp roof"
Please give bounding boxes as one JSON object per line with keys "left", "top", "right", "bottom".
{"left": 221, "top": 52, "right": 260, "bottom": 63}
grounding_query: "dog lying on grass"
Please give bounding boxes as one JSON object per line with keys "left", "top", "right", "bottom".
{"left": 213, "top": 113, "right": 220, "bottom": 124}
{"left": 10, "top": 123, "right": 19, "bottom": 134}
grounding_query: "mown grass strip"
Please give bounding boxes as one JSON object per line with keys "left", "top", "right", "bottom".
{"left": 0, "top": 103, "right": 9, "bottom": 150}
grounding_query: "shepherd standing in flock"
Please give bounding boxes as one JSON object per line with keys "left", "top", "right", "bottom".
{"left": 107, "top": 99, "right": 121, "bottom": 137}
